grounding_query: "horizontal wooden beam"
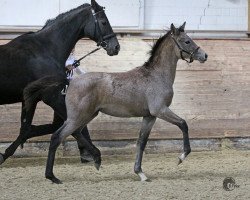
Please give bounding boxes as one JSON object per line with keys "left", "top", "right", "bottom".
{"left": 0, "top": 26, "right": 247, "bottom": 34}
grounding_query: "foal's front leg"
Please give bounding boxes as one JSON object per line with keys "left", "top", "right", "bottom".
{"left": 134, "top": 116, "right": 156, "bottom": 181}
{"left": 152, "top": 106, "right": 191, "bottom": 164}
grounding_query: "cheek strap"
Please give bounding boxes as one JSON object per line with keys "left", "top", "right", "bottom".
{"left": 171, "top": 35, "right": 200, "bottom": 63}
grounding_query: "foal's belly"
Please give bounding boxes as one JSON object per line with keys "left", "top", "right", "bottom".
{"left": 99, "top": 104, "right": 150, "bottom": 118}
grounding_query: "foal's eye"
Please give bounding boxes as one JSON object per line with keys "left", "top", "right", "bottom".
{"left": 185, "top": 40, "right": 190, "bottom": 44}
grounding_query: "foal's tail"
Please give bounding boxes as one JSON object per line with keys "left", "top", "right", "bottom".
{"left": 23, "top": 76, "right": 68, "bottom": 111}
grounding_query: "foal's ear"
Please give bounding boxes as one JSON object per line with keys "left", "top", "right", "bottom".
{"left": 170, "top": 23, "right": 179, "bottom": 36}
{"left": 179, "top": 22, "right": 186, "bottom": 32}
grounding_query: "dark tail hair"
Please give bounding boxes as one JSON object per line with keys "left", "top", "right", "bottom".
{"left": 23, "top": 76, "right": 68, "bottom": 111}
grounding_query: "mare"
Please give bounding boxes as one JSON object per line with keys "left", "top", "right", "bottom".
{"left": 0, "top": 0, "right": 120, "bottom": 166}
{"left": 24, "top": 22, "right": 207, "bottom": 184}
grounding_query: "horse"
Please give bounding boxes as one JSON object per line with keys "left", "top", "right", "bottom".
{"left": 23, "top": 22, "right": 208, "bottom": 184}
{"left": 0, "top": 0, "right": 120, "bottom": 166}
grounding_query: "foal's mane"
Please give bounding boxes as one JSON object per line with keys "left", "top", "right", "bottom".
{"left": 144, "top": 30, "right": 171, "bottom": 68}
{"left": 42, "top": 4, "right": 90, "bottom": 29}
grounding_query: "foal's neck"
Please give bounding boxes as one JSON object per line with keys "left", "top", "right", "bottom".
{"left": 152, "top": 36, "right": 178, "bottom": 85}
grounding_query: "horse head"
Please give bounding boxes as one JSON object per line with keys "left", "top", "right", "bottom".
{"left": 170, "top": 22, "right": 208, "bottom": 63}
{"left": 85, "top": 0, "right": 120, "bottom": 56}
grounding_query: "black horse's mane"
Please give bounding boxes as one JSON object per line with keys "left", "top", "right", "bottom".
{"left": 42, "top": 4, "right": 90, "bottom": 29}
{"left": 144, "top": 30, "right": 171, "bottom": 68}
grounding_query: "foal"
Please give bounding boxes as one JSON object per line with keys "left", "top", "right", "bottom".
{"left": 26, "top": 22, "right": 207, "bottom": 183}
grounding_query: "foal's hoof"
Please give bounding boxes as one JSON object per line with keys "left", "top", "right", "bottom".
{"left": 137, "top": 172, "right": 150, "bottom": 182}
{"left": 46, "top": 175, "right": 63, "bottom": 184}
{"left": 177, "top": 153, "right": 187, "bottom": 165}
{"left": 177, "top": 157, "right": 183, "bottom": 165}
{"left": 0, "top": 153, "right": 4, "bottom": 165}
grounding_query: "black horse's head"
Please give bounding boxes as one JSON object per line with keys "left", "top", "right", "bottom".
{"left": 85, "top": 0, "right": 120, "bottom": 56}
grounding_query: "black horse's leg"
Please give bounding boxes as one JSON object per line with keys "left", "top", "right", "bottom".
{"left": 78, "top": 126, "right": 94, "bottom": 163}
{"left": 0, "top": 101, "right": 37, "bottom": 165}
{"left": 46, "top": 123, "right": 101, "bottom": 184}
{"left": 155, "top": 107, "right": 191, "bottom": 164}
{"left": 134, "top": 116, "right": 156, "bottom": 181}
{"left": 20, "top": 102, "right": 30, "bottom": 148}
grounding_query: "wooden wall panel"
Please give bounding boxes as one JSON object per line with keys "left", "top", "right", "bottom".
{"left": 0, "top": 38, "right": 249, "bottom": 143}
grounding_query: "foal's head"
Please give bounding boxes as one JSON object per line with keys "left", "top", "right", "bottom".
{"left": 85, "top": 0, "right": 120, "bottom": 56}
{"left": 170, "top": 22, "right": 208, "bottom": 63}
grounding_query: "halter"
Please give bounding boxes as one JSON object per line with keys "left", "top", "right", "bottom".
{"left": 171, "top": 33, "right": 200, "bottom": 63}
{"left": 91, "top": 8, "right": 116, "bottom": 49}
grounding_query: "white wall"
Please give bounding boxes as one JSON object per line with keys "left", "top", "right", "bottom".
{"left": 0, "top": 0, "right": 59, "bottom": 26}
{"left": 0, "top": 0, "right": 248, "bottom": 31}
{"left": 0, "top": 0, "right": 143, "bottom": 28}
{"left": 145, "top": 0, "right": 248, "bottom": 31}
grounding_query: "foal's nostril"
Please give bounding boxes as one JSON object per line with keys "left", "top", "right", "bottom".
{"left": 205, "top": 53, "right": 208, "bottom": 59}
{"left": 115, "top": 45, "right": 120, "bottom": 51}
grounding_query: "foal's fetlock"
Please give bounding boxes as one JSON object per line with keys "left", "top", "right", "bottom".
{"left": 134, "top": 164, "right": 142, "bottom": 174}
{"left": 0, "top": 153, "right": 5, "bottom": 165}
{"left": 177, "top": 148, "right": 191, "bottom": 165}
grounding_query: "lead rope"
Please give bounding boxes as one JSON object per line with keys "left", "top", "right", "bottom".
{"left": 72, "top": 47, "right": 101, "bottom": 68}
{"left": 66, "top": 47, "right": 101, "bottom": 76}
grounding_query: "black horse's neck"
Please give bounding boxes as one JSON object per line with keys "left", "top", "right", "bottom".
{"left": 37, "top": 4, "right": 93, "bottom": 65}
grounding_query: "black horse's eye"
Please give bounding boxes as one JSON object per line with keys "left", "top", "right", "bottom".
{"left": 185, "top": 40, "right": 190, "bottom": 44}
{"left": 101, "top": 21, "right": 107, "bottom": 26}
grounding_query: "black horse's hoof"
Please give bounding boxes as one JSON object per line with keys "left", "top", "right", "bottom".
{"left": 81, "top": 158, "right": 91, "bottom": 163}
{"left": 80, "top": 151, "right": 94, "bottom": 163}
{"left": 0, "top": 153, "right": 4, "bottom": 165}
{"left": 94, "top": 156, "right": 101, "bottom": 171}
{"left": 46, "top": 175, "right": 63, "bottom": 184}
{"left": 94, "top": 162, "right": 101, "bottom": 171}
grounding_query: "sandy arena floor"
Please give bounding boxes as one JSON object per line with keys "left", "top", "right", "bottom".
{"left": 0, "top": 150, "right": 249, "bottom": 200}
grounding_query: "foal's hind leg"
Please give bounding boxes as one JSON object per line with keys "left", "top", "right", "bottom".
{"left": 153, "top": 107, "right": 191, "bottom": 164}
{"left": 46, "top": 113, "right": 100, "bottom": 184}
{"left": 42, "top": 90, "right": 95, "bottom": 163}
{"left": 134, "top": 116, "right": 156, "bottom": 181}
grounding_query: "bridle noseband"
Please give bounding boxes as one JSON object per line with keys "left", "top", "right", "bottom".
{"left": 171, "top": 33, "right": 200, "bottom": 63}
{"left": 91, "top": 8, "right": 116, "bottom": 49}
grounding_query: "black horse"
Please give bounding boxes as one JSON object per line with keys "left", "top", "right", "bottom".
{"left": 0, "top": 0, "right": 120, "bottom": 166}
